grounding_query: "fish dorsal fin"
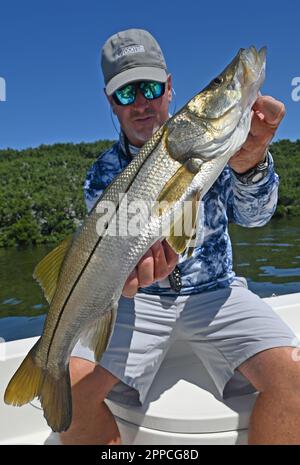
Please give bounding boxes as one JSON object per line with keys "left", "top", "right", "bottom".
{"left": 33, "top": 236, "right": 73, "bottom": 304}
{"left": 166, "top": 190, "right": 201, "bottom": 256}
{"left": 80, "top": 303, "right": 118, "bottom": 361}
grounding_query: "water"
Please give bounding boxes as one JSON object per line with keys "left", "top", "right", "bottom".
{"left": 230, "top": 217, "right": 300, "bottom": 297}
{"left": 0, "top": 245, "right": 50, "bottom": 342}
{"left": 0, "top": 217, "right": 299, "bottom": 342}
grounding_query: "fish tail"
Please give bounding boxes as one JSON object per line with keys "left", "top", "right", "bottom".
{"left": 39, "top": 367, "right": 72, "bottom": 432}
{"left": 4, "top": 342, "right": 72, "bottom": 432}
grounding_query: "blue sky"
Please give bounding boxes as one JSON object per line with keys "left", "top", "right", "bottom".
{"left": 0, "top": 0, "right": 299, "bottom": 149}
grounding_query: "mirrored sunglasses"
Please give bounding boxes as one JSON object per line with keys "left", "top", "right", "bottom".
{"left": 112, "top": 81, "right": 166, "bottom": 106}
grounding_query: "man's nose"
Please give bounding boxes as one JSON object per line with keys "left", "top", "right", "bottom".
{"left": 133, "top": 88, "right": 150, "bottom": 109}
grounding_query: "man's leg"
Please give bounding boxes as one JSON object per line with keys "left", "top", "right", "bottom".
{"left": 59, "top": 356, "right": 121, "bottom": 445}
{"left": 238, "top": 346, "right": 300, "bottom": 445}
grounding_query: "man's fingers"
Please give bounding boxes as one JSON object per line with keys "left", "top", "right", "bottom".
{"left": 249, "top": 112, "right": 275, "bottom": 139}
{"left": 122, "top": 269, "right": 139, "bottom": 298}
{"left": 122, "top": 240, "right": 179, "bottom": 297}
{"left": 230, "top": 95, "right": 285, "bottom": 174}
{"left": 139, "top": 240, "right": 179, "bottom": 285}
{"left": 151, "top": 241, "right": 170, "bottom": 281}
{"left": 252, "top": 96, "right": 285, "bottom": 129}
{"left": 162, "top": 240, "right": 179, "bottom": 271}
{"left": 238, "top": 131, "right": 257, "bottom": 152}
{"left": 137, "top": 248, "right": 154, "bottom": 286}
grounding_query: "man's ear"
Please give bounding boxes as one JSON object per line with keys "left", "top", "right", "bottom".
{"left": 104, "top": 88, "right": 116, "bottom": 114}
{"left": 111, "top": 99, "right": 117, "bottom": 114}
{"left": 167, "top": 75, "right": 172, "bottom": 103}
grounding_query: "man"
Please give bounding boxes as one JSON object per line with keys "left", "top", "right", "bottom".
{"left": 60, "top": 29, "right": 300, "bottom": 445}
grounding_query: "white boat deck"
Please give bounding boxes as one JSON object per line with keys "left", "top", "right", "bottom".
{"left": 1, "top": 292, "right": 300, "bottom": 445}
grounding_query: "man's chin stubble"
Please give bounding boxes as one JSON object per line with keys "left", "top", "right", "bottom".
{"left": 132, "top": 124, "right": 160, "bottom": 145}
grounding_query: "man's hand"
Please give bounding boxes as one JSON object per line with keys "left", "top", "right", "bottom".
{"left": 229, "top": 95, "right": 285, "bottom": 174}
{"left": 122, "top": 240, "right": 179, "bottom": 298}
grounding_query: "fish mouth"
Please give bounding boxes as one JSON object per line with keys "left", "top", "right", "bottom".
{"left": 239, "top": 46, "right": 266, "bottom": 85}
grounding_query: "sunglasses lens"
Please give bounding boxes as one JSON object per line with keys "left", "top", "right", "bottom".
{"left": 113, "top": 81, "right": 165, "bottom": 105}
{"left": 114, "top": 84, "right": 135, "bottom": 105}
{"left": 140, "top": 81, "right": 165, "bottom": 100}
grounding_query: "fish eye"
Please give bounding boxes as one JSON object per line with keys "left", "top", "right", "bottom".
{"left": 213, "top": 76, "right": 223, "bottom": 85}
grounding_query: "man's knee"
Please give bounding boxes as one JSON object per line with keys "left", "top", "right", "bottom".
{"left": 238, "top": 346, "right": 300, "bottom": 394}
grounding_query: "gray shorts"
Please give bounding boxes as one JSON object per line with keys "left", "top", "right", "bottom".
{"left": 72, "top": 277, "right": 297, "bottom": 406}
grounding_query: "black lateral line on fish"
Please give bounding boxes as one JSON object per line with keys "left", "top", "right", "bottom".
{"left": 44, "top": 129, "right": 166, "bottom": 364}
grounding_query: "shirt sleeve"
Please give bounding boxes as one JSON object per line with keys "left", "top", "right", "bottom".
{"left": 83, "top": 164, "right": 107, "bottom": 213}
{"left": 226, "top": 152, "right": 279, "bottom": 227}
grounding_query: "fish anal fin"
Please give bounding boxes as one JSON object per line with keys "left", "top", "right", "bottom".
{"left": 80, "top": 304, "right": 118, "bottom": 362}
{"left": 33, "top": 235, "right": 73, "bottom": 304}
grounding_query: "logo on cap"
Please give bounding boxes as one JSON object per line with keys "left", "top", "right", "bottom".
{"left": 115, "top": 45, "right": 145, "bottom": 59}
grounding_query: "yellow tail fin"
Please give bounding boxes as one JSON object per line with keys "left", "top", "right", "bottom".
{"left": 4, "top": 343, "right": 72, "bottom": 432}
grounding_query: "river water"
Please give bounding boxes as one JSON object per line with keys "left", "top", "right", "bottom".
{"left": 0, "top": 217, "right": 299, "bottom": 342}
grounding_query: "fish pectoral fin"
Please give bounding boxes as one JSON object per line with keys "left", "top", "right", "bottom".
{"left": 80, "top": 303, "right": 118, "bottom": 362}
{"left": 4, "top": 340, "right": 72, "bottom": 432}
{"left": 154, "top": 164, "right": 195, "bottom": 216}
{"left": 33, "top": 235, "right": 73, "bottom": 304}
{"left": 166, "top": 190, "right": 201, "bottom": 256}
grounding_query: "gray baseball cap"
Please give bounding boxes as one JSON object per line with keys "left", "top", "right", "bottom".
{"left": 101, "top": 29, "right": 168, "bottom": 96}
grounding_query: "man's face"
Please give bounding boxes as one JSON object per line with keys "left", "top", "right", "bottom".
{"left": 107, "top": 75, "right": 172, "bottom": 147}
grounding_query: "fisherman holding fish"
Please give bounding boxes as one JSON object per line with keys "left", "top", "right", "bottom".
{"left": 64, "top": 29, "right": 300, "bottom": 445}
{"left": 6, "top": 29, "right": 300, "bottom": 445}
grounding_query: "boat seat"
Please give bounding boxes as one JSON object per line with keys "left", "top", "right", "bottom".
{"left": 106, "top": 339, "right": 257, "bottom": 444}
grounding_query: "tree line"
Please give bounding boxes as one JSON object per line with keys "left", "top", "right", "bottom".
{"left": 0, "top": 139, "right": 299, "bottom": 247}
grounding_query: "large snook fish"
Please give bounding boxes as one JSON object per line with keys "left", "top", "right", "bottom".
{"left": 4, "top": 46, "right": 266, "bottom": 431}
